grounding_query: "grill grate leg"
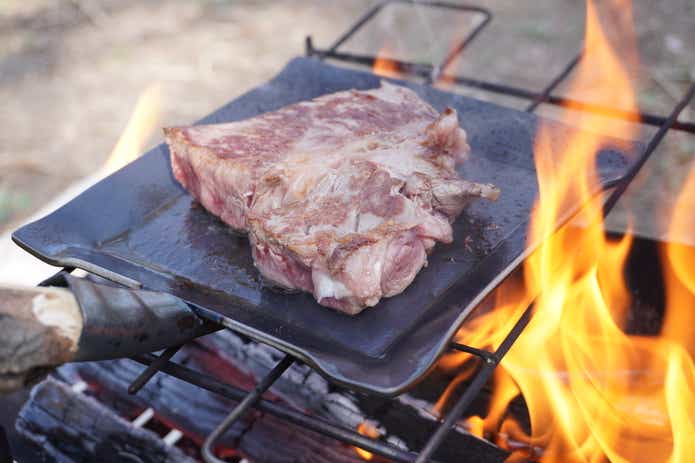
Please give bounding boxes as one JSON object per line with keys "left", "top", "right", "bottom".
{"left": 128, "top": 344, "right": 184, "bottom": 395}
{"left": 201, "top": 355, "right": 294, "bottom": 463}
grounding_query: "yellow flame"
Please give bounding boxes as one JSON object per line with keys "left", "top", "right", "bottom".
{"left": 662, "top": 164, "right": 695, "bottom": 356}
{"left": 664, "top": 344, "right": 695, "bottom": 461}
{"left": 660, "top": 164, "right": 695, "bottom": 461}
{"left": 103, "top": 82, "right": 162, "bottom": 175}
{"left": 436, "top": 1, "right": 695, "bottom": 462}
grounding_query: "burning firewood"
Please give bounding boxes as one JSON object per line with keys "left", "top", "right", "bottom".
{"left": 16, "top": 378, "right": 195, "bottom": 463}
{"left": 54, "top": 329, "right": 508, "bottom": 462}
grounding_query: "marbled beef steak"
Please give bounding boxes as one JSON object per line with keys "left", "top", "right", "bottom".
{"left": 164, "top": 82, "right": 499, "bottom": 314}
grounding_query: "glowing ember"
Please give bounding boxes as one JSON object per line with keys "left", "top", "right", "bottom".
{"left": 435, "top": 0, "right": 695, "bottom": 462}
{"left": 103, "top": 82, "right": 162, "bottom": 175}
{"left": 354, "top": 422, "right": 380, "bottom": 460}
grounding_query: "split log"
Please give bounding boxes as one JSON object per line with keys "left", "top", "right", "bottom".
{"left": 15, "top": 377, "right": 195, "bottom": 463}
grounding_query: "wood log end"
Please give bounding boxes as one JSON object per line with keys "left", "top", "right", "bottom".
{"left": 0, "top": 285, "right": 82, "bottom": 393}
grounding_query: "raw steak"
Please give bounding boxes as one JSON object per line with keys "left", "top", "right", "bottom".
{"left": 164, "top": 82, "right": 499, "bottom": 314}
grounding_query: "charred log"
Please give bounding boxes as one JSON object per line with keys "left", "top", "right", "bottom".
{"left": 53, "top": 329, "right": 508, "bottom": 463}
{"left": 15, "top": 378, "right": 194, "bottom": 463}
{"left": 57, "top": 345, "right": 373, "bottom": 463}
{"left": 194, "top": 331, "right": 508, "bottom": 462}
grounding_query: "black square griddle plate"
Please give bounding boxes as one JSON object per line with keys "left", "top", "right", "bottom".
{"left": 13, "top": 58, "right": 642, "bottom": 396}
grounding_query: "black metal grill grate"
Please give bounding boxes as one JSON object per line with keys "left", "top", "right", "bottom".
{"left": 38, "top": 1, "right": 695, "bottom": 462}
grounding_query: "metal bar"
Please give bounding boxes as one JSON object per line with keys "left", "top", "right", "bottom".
{"left": 128, "top": 344, "right": 183, "bottom": 394}
{"left": 311, "top": 0, "right": 492, "bottom": 86}
{"left": 438, "top": 72, "right": 695, "bottom": 133}
{"left": 325, "top": 1, "right": 386, "bottom": 54}
{"left": 415, "top": 305, "right": 532, "bottom": 463}
{"left": 311, "top": 46, "right": 695, "bottom": 134}
{"left": 543, "top": 94, "right": 695, "bottom": 132}
{"left": 392, "top": 0, "right": 490, "bottom": 13}
{"left": 525, "top": 51, "right": 583, "bottom": 112}
{"left": 327, "top": 0, "right": 491, "bottom": 58}
{"left": 202, "top": 355, "right": 294, "bottom": 463}
{"left": 131, "top": 354, "right": 433, "bottom": 463}
{"left": 449, "top": 342, "right": 497, "bottom": 364}
{"left": 602, "top": 83, "right": 695, "bottom": 217}
{"left": 308, "top": 48, "right": 538, "bottom": 100}
{"left": 431, "top": 6, "right": 492, "bottom": 83}
{"left": 319, "top": 50, "right": 433, "bottom": 77}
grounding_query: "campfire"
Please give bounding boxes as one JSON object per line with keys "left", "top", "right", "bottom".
{"left": 2, "top": 1, "right": 694, "bottom": 463}
{"left": 436, "top": 0, "right": 695, "bottom": 458}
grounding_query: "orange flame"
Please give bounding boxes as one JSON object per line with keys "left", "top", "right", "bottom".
{"left": 103, "top": 82, "right": 162, "bottom": 175}
{"left": 436, "top": 1, "right": 695, "bottom": 462}
{"left": 354, "top": 422, "right": 380, "bottom": 460}
{"left": 372, "top": 43, "right": 402, "bottom": 78}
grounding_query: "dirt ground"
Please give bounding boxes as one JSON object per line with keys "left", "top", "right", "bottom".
{"left": 1, "top": 0, "right": 694, "bottom": 241}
